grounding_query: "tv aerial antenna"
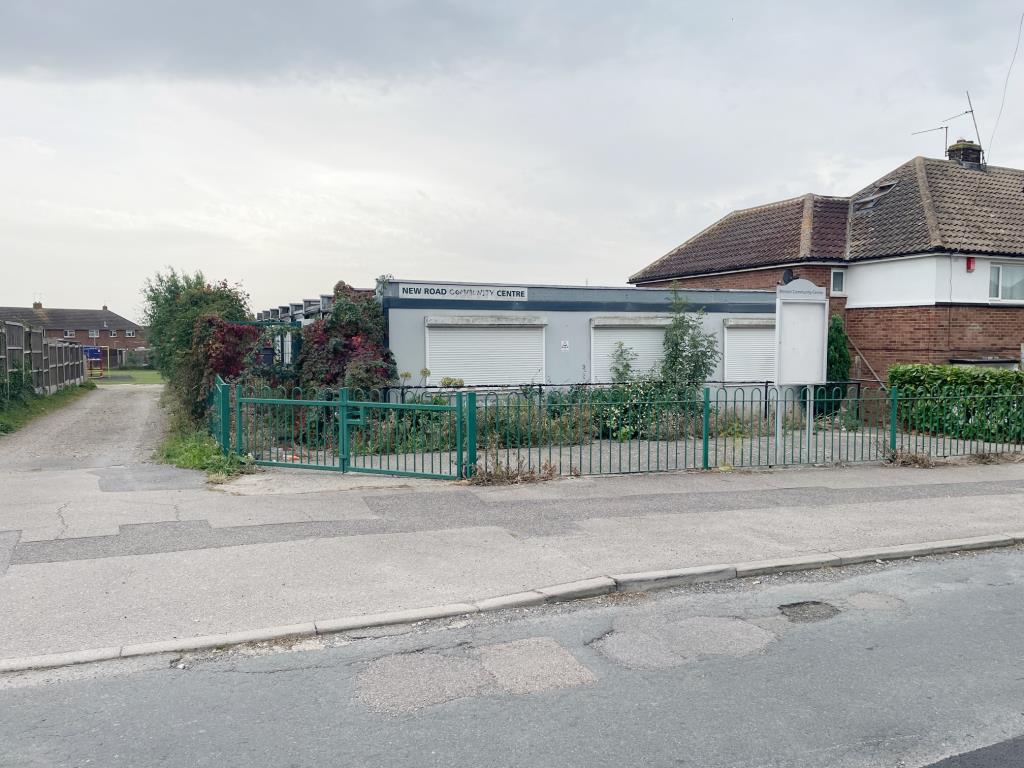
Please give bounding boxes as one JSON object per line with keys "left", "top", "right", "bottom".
{"left": 912, "top": 91, "right": 984, "bottom": 161}
{"left": 910, "top": 124, "right": 948, "bottom": 156}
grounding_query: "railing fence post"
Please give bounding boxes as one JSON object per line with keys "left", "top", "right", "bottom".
{"left": 234, "top": 384, "right": 243, "bottom": 455}
{"left": 889, "top": 386, "right": 899, "bottom": 454}
{"left": 338, "top": 387, "right": 350, "bottom": 472}
{"left": 219, "top": 379, "right": 230, "bottom": 456}
{"left": 702, "top": 387, "right": 711, "bottom": 470}
{"left": 456, "top": 392, "right": 465, "bottom": 479}
{"left": 466, "top": 391, "right": 477, "bottom": 479}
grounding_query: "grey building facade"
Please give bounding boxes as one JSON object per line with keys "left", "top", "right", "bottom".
{"left": 380, "top": 280, "right": 778, "bottom": 386}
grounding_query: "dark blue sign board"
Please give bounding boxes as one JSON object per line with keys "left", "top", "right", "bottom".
{"left": 84, "top": 347, "right": 103, "bottom": 361}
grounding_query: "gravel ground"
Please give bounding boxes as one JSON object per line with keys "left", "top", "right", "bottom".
{"left": 0, "top": 384, "right": 165, "bottom": 470}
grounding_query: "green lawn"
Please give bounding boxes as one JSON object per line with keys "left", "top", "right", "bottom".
{"left": 94, "top": 369, "right": 165, "bottom": 385}
{"left": 0, "top": 381, "right": 97, "bottom": 434}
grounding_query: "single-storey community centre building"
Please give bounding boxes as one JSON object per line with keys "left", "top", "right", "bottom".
{"left": 380, "top": 280, "right": 778, "bottom": 385}
{"left": 260, "top": 281, "right": 790, "bottom": 387}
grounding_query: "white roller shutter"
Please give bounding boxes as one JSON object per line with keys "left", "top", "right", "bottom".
{"left": 724, "top": 325, "right": 776, "bottom": 382}
{"left": 591, "top": 327, "right": 666, "bottom": 383}
{"left": 426, "top": 326, "right": 544, "bottom": 385}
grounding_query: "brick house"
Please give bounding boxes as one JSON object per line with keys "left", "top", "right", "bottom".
{"left": 0, "top": 302, "right": 146, "bottom": 362}
{"left": 629, "top": 141, "right": 1024, "bottom": 382}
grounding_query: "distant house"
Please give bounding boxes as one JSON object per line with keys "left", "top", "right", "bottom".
{"left": 0, "top": 302, "right": 146, "bottom": 360}
{"left": 629, "top": 140, "right": 1024, "bottom": 380}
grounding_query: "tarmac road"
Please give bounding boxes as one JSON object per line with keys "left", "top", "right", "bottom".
{"left": 3, "top": 548, "right": 1024, "bottom": 768}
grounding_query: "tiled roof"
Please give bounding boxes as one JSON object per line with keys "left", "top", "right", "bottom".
{"left": 628, "top": 194, "right": 849, "bottom": 284}
{"left": 0, "top": 306, "right": 141, "bottom": 330}
{"left": 631, "top": 156, "right": 1024, "bottom": 283}
{"left": 847, "top": 157, "right": 1024, "bottom": 260}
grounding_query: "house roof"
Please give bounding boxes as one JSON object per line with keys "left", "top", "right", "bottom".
{"left": 629, "top": 194, "right": 850, "bottom": 284}
{"left": 847, "top": 156, "right": 1024, "bottom": 260}
{"left": 629, "top": 156, "right": 1024, "bottom": 283}
{"left": 0, "top": 306, "right": 141, "bottom": 330}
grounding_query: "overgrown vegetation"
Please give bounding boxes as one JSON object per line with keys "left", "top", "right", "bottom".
{"left": 468, "top": 437, "right": 561, "bottom": 485}
{"left": 158, "top": 428, "right": 252, "bottom": 481}
{"left": 157, "top": 399, "right": 252, "bottom": 480}
{"left": 296, "top": 280, "right": 396, "bottom": 392}
{"left": 659, "top": 293, "right": 719, "bottom": 389}
{"left": 142, "top": 269, "right": 251, "bottom": 420}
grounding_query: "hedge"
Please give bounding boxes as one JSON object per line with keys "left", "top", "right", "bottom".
{"left": 888, "top": 364, "right": 1024, "bottom": 443}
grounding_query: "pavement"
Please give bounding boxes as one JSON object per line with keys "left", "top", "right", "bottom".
{"left": 3, "top": 383, "right": 1024, "bottom": 663}
{"left": 4, "top": 548, "right": 1024, "bottom": 767}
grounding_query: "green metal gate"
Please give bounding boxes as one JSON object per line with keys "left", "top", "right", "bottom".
{"left": 213, "top": 378, "right": 476, "bottom": 480}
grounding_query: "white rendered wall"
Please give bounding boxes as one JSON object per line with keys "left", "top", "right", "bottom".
{"left": 846, "top": 253, "right": 1011, "bottom": 308}
{"left": 844, "top": 256, "right": 938, "bottom": 308}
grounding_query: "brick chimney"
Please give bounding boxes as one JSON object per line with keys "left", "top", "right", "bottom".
{"left": 102, "top": 305, "right": 108, "bottom": 311}
{"left": 32, "top": 301, "right": 42, "bottom": 310}
{"left": 947, "top": 138, "right": 983, "bottom": 166}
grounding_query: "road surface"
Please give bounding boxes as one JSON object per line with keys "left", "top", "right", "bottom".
{"left": 3, "top": 548, "right": 1024, "bottom": 767}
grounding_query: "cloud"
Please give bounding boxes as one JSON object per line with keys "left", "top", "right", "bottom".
{"left": 0, "top": 0, "right": 1021, "bottom": 319}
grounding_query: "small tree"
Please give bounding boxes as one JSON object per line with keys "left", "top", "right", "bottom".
{"left": 659, "top": 293, "right": 719, "bottom": 390}
{"left": 826, "top": 314, "right": 851, "bottom": 383}
{"left": 141, "top": 269, "right": 250, "bottom": 420}
{"left": 609, "top": 341, "right": 637, "bottom": 384}
{"left": 143, "top": 269, "right": 250, "bottom": 376}
{"left": 817, "top": 313, "right": 852, "bottom": 416}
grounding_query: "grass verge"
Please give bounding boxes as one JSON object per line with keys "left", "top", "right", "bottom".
{"left": 0, "top": 381, "right": 97, "bottom": 435}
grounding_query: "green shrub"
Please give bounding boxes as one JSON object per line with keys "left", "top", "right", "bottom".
{"left": 816, "top": 315, "right": 852, "bottom": 417}
{"left": 158, "top": 428, "right": 252, "bottom": 478}
{"left": 888, "top": 364, "right": 1024, "bottom": 442}
{"left": 660, "top": 292, "right": 719, "bottom": 388}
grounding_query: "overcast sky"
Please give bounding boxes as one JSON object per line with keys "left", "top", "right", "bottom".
{"left": 1, "top": 0, "right": 1022, "bottom": 322}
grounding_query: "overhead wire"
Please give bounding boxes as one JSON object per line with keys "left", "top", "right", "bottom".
{"left": 987, "top": 8, "right": 1024, "bottom": 161}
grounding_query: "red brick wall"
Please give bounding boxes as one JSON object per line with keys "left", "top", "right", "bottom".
{"left": 638, "top": 266, "right": 1024, "bottom": 381}
{"left": 845, "top": 305, "right": 1024, "bottom": 381}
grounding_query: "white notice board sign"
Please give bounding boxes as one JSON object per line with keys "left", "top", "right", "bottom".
{"left": 774, "top": 279, "right": 828, "bottom": 385}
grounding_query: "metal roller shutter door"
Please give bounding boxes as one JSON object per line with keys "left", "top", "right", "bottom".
{"left": 426, "top": 326, "right": 545, "bottom": 385}
{"left": 724, "top": 326, "right": 776, "bottom": 381}
{"left": 591, "top": 327, "right": 666, "bottom": 383}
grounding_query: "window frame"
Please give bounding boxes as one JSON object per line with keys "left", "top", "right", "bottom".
{"left": 830, "top": 268, "right": 847, "bottom": 296}
{"left": 63, "top": 329, "right": 76, "bottom": 339}
{"left": 989, "top": 263, "right": 1024, "bottom": 303}
{"left": 87, "top": 329, "right": 100, "bottom": 339}
{"left": 125, "top": 329, "right": 136, "bottom": 338}
{"left": 109, "top": 329, "right": 117, "bottom": 338}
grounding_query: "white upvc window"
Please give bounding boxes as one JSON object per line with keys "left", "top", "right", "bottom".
{"left": 989, "top": 264, "right": 1024, "bottom": 302}
{"left": 63, "top": 329, "right": 76, "bottom": 338}
{"left": 830, "top": 268, "right": 846, "bottom": 296}
{"left": 109, "top": 329, "right": 117, "bottom": 338}
{"left": 125, "top": 329, "right": 136, "bottom": 338}
{"left": 88, "top": 329, "right": 99, "bottom": 338}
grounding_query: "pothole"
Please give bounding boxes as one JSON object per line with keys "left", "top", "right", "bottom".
{"left": 778, "top": 600, "right": 840, "bottom": 623}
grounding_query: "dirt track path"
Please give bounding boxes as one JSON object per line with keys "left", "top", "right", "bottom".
{"left": 0, "top": 384, "right": 165, "bottom": 471}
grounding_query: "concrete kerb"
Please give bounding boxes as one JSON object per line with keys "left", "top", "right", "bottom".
{"left": 1, "top": 533, "right": 1021, "bottom": 674}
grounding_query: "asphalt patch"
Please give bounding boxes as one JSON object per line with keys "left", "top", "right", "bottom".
{"left": 778, "top": 600, "right": 841, "bottom": 623}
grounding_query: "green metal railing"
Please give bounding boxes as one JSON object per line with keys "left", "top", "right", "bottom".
{"left": 466, "top": 384, "right": 1024, "bottom": 475}
{"left": 212, "top": 381, "right": 476, "bottom": 479}
{"left": 209, "top": 380, "right": 1024, "bottom": 479}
